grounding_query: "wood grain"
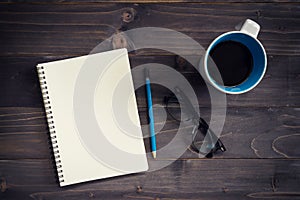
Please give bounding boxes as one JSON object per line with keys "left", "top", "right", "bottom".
{"left": 0, "top": 55, "right": 299, "bottom": 108}
{"left": 1, "top": 0, "right": 300, "bottom": 4}
{"left": 0, "top": 2, "right": 299, "bottom": 200}
{"left": 0, "top": 3, "right": 299, "bottom": 56}
{"left": 0, "top": 159, "right": 300, "bottom": 200}
{"left": 0, "top": 106, "right": 299, "bottom": 159}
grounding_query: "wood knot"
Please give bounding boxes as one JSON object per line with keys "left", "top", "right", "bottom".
{"left": 88, "top": 192, "right": 95, "bottom": 198}
{"left": 136, "top": 185, "right": 143, "bottom": 193}
{"left": 278, "top": 26, "right": 286, "bottom": 31}
{"left": 111, "top": 31, "right": 129, "bottom": 49}
{"left": 222, "top": 187, "right": 229, "bottom": 193}
{"left": 256, "top": 10, "right": 262, "bottom": 18}
{"left": 271, "top": 175, "right": 278, "bottom": 192}
{"left": 111, "top": 31, "right": 135, "bottom": 50}
{"left": 122, "top": 8, "right": 137, "bottom": 23}
{"left": 0, "top": 177, "right": 7, "bottom": 193}
{"left": 175, "top": 56, "right": 187, "bottom": 68}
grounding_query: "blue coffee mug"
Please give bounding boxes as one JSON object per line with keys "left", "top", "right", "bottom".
{"left": 203, "top": 19, "right": 267, "bottom": 94}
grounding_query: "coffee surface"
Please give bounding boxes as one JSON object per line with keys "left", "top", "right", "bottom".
{"left": 209, "top": 40, "right": 253, "bottom": 86}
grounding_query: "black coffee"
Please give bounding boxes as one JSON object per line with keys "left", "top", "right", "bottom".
{"left": 209, "top": 41, "right": 253, "bottom": 86}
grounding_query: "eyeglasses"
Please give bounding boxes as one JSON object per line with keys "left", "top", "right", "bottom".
{"left": 164, "top": 87, "right": 226, "bottom": 158}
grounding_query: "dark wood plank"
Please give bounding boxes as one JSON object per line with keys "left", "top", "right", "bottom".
{"left": 0, "top": 3, "right": 299, "bottom": 56}
{"left": 0, "top": 159, "right": 300, "bottom": 200}
{"left": 1, "top": 0, "right": 299, "bottom": 4}
{"left": 0, "top": 55, "right": 299, "bottom": 107}
{"left": 0, "top": 2, "right": 299, "bottom": 200}
{"left": 1, "top": 106, "right": 299, "bottom": 159}
{"left": 147, "top": 107, "right": 300, "bottom": 159}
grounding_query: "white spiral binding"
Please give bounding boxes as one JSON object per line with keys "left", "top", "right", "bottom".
{"left": 37, "top": 65, "right": 64, "bottom": 184}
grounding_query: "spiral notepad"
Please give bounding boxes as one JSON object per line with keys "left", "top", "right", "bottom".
{"left": 37, "top": 49, "right": 148, "bottom": 186}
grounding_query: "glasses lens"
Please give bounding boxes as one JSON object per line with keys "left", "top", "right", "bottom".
{"left": 165, "top": 96, "right": 193, "bottom": 122}
{"left": 192, "top": 129, "right": 214, "bottom": 154}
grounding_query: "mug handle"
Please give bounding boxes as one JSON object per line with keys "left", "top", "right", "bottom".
{"left": 240, "top": 19, "right": 260, "bottom": 38}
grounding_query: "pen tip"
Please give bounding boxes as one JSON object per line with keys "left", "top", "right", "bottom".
{"left": 152, "top": 151, "right": 156, "bottom": 159}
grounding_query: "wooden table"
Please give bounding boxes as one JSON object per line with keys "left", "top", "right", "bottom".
{"left": 1, "top": 1, "right": 299, "bottom": 200}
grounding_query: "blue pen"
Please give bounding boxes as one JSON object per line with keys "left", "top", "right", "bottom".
{"left": 145, "top": 68, "right": 157, "bottom": 158}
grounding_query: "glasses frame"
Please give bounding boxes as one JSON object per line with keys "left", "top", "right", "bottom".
{"left": 163, "top": 87, "right": 226, "bottom": 158}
